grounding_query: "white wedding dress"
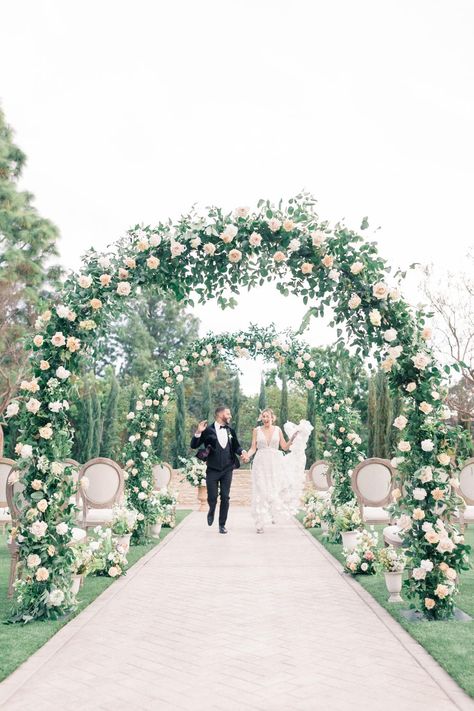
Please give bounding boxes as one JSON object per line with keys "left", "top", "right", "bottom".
{"left": 251, "top": 420, "right": 313, "bottom": 529}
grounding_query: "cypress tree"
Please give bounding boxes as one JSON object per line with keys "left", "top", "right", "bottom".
{"left": 100, "top": 371, "right": 119, "bottom": 458}
{"left": 279, "top": 367, "right": 289, "bottom": 427}
{"left": 202, "top": 368, "right": 211, "bottom": 422}
{"left": 390, "top": 390, "right": 403, "bottom": 455}
{"left": 154, "top": 415, "right": 165, "bottom": 459}
{"left": 306, "top": 386, "right": 317, "bottom": 466}
{"left": 231, "top": 374, "right": 241, "bottom": 436}
{"left": 367, "top": 374, "right": 376, "bottom": 457}
{"left": 172, "top": 381, "right": 188, "bottom": 467}
{"left": 258, "top": 373, "right": 267, "bottom": 416}
{"left": 370, "top": 369, "right": 393, "bottom": 458}
{"left": 73, "top": 385, "right": 94, "bottom": 463}
{"left": 91, "top": 385, "right": 102, "bottom": 458}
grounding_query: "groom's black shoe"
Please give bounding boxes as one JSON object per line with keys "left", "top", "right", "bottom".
{"left": 219, "top": 526, "right": 227, "bottom": 534}
{"left": 207, "top": 510, "right": 214, "bottom": 526}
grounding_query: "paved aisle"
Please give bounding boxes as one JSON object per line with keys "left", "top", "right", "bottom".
{"left": 1, "top": 510, "right": 472, "bottom": 711}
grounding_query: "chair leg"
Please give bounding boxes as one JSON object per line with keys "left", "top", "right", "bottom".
{"left": 8, "top": 550, "right": 19, "bottom": 598}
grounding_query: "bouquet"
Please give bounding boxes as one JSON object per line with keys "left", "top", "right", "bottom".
{"left": 150, "top": 489, "right": 178, "bottom": 527}
{"left": 344, "top": 527, "right": 378, "bottom": 575}
{"left": 333, "top": 500, "right": 361, "bottom": 533}
{"left": 377, "top": 546, "right": 407, "bottom": 573}
{"left": 89, "top": 526, "right": 128, "bottom": 578}
{"left": 111, "top": 503, "right": 138, "bottom": 536}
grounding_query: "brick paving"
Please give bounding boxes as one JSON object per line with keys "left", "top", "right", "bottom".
{"left": 1, "top": 510, "right": 472, "bottom": 711}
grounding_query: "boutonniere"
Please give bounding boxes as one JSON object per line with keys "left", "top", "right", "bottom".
{"left": 228, "top": 431, "right": 233, "bottom": 441}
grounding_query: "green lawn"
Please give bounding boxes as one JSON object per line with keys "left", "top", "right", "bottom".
{"left": 0, "top": 510, "right": 191, "bottom": 682}
{"left": 302, "top": 519, "right": 474, "bottom": 698}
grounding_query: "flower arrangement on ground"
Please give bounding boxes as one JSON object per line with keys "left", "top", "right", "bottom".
{"left": 89, "top": 526, "right": 128, "bottom": 578}
{"left": 376, "top": 546, "right": 407, "bottom": 574}
{"left": 301, "top": 490, "right": 333, "bottom": 530}
{"left": 343, "top": 528, "right": 378, "bottom": 575}
{"left": 333, "top": 501, "right": 362, "bottom": 535}
{"left": 151, "top": 490, "right": 178, "bottom": 528}
{"left": 179, "top": 457, "right": 207, "bottom": 487}
{"left": 111, "top": 503, "right": 138, "bottom": 536}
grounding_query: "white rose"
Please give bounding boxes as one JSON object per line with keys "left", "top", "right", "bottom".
{"left": 393, "top": 415, "right": 408, "bottom": 430}
{"left": 372, "top": 282, "right": 389, "bottom": 299}
{"left": 190, "top": 237, "right": 201, "bottom": 248}
{"left": 30, "top": 520, "right": 48, "bottom": 537}
{"left": 406, "top": 382, "right": 417, "bottom": 393}
{"left": 398, "top": 440, "right": 411, "bottom": 452}
{"left": 98, "top": 256, "right": 111, "bottom": 269}
{"left": 26, "top": 398, "right": 41, "bottom": 414}
{"left": 117, "top": 281, "right": 132, "bottom": 296}
{"left": 412, "top": 567, "right": 427, "bottom": 581}
{"left": 437, "top": 453, "right": 451, "bottom": 466}
{"left": 47, "top": 589, "right": 65, "bottom": 607}
{"left": 204, "top": 243, "right": 216, "bottom": 256}
{"left": 234, "top": 206, "right": 250, "bottom": 219}
{"left": 413, "top": 487, "right": 427, "bottom": 501}
{"left": 56, "top": 522, "right": 69, "bottom": 535}
{"left": 348, "top": 294, "right": 361, "bottom": 310}
{"left": 412, "top": 353, "right": 431, "bottom": 371}
{"left": 421, "top": 439, "right": 434, "bottom": 452}
{"left": 419, "top": 401, "right": 433, "bottom": 415}
{"left": 56, "top": 366, "right": 71, "bottom": 380}
{"left": 383, "top": 328, "right": 397, "bottom": 342}
{"left": 27, "top": 554, "right": 41, "bottom": 568}
{"left": 350, "top": 261, "right": 364, "bottom": 275}
{"left": 20, "top": 444, "right": 33, "bottom": 458}
{"left": 369, "top": 309, "right": 381, "bottom": 327}
{"left": 249, "top": 232, "right": 262, "bottom": 247}
{"left": 420, "top": 559, "right": 434, "bottom": 571}
{"left": 78, "top": 274, "right": 92, "bottom": 288}
{"left": 6, "top": 401, "right": 20, "bottom": 417}
{"left": 268, "top": 218, "right": 281, "bottom": 232}
{"left": 311, "top": 230, "right": 326, "bottom": 247}
{"left": 170, "top": 241, "right": 186, "bottom": 257}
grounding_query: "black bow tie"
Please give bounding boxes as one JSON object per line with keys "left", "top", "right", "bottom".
{"left": 219, "top": 425, "right": 229, "bottom": 429}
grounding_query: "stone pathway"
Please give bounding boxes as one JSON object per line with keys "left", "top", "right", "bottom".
{"left": 1, "top": 510, "right": 472, "bottom": 710}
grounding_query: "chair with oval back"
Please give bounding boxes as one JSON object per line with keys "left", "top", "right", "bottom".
{"left": 308, "top": 460, "right": 331, "bottom": 496}
{"left": 6, "top": 466, "right": 26, "bottom": 597}
{"left": 0, "top": 457, "right": 15, "bottom": 533}
{"left": 351, "top": 458, "right": 396, "bottom": 525}
{"left": 79, "top": 457, "right": 124, "bottom": 531}
{"left": 152, "top": 462, "right": 173, "bottom": 491}
{"left": 454, "top": 458, "right": 474, "bottom": 532}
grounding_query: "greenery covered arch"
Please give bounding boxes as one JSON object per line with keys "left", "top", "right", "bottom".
{"left": 121, "top": 323, "right": 364, "bottom": 539}
{"left": 7, "top": 193, "right": 469, "bottom": 621}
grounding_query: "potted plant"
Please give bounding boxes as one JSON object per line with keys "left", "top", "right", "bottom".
{"left": 179, "top": 457, "right": 207, "bottom": 511}
{"left": 156, "top": 489, "right": 178, "bottom": 528}
{"left": 71, "top": 543, "right": 93, "bottom": 594}
{"left": 148, "top": 492, "right": 164, "bottom": 538}
{"left": 111, "top": 504, "right": 138, "bottom": 553}
{"left": 89, "top": 526, "right": 128, "bottom": 578}
{"left": 343, "top": 528, "right": 378, "bottom": 575}
{"left": 333, "top": 501, "right": 362, "bottom": 550}
{"left": 377, "top": 547, "right": 407, "bottom": 602}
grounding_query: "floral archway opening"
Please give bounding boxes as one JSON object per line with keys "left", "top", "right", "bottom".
{"left": 122, "top": 324, "right": 364, "bottom": 541}
{"left": 6, "top": 193, "right": 470, "bottom": 622}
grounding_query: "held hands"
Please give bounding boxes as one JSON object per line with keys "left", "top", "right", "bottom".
{"left": 241, "top": 450, "right": 250, "bottom": 464}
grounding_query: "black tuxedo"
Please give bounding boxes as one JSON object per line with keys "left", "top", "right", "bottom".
{"left": 190, "top": 423, "right": 243, "bottom": 526}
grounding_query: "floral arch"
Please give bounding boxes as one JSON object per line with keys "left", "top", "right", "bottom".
{"left": 6, "top": 193, "right": 469, "bottom": 621}
{"left": 121, "top": 323, "right": 364, "bottom": 540}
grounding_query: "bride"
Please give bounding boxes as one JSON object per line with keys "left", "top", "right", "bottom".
{"left": 246, "top": 408, "right": 313, "bottom": 533}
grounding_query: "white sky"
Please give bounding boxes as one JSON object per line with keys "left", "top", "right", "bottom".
{"left": 1, "top": 0, "right": 473, "bottom": 393}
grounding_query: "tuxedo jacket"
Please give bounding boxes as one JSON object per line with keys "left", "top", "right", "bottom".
{"left": 190, "top": 423, "right": 243, "bottom": 471}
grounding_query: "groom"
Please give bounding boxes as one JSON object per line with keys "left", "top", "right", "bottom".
{"left": 191, "top": 406, "right": 248, "bottom": 534}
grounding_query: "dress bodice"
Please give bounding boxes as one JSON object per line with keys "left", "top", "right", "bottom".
{"left": 256, "top": 426, "right": 280, "bottom": 451}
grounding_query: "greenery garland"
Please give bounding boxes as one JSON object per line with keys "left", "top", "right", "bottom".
{"left": 4, "top": 193, "right": 470, "bottom": 621}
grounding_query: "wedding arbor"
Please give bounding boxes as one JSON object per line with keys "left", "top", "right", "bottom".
{"left": 6, "top": 193, "right": 470, "bottom": 621}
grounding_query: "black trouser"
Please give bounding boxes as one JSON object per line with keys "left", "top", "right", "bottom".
{"left": 206, "top": 466, "right": 233, "bottom": 526}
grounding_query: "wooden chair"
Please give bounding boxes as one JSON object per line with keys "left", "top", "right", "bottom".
{"left": 152, "top": 462, "right": 173, "bottom": 491}
{"left": 308, "top": 460, "right": 331, "bottom": 498}
{"left": 79, "top": 457, "right": 124, "bottom": 530}
{"left": 351, "top": 457, "right": 396, "bottom": 524}
{"left": 453, "top": 458, "right": 474, "bottom": 532}
{"left": 0, "top": 457, "right": 15, "bottom": 534}
{"left": 6, "top": 466, "right": 25, "bottom": 597}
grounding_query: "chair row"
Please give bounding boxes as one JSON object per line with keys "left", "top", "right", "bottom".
{"left": 309, "top": 456, "right": 474, "bottom": 544}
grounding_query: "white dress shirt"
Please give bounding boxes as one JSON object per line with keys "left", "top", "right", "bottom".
{"left": 214, "top": 421, "right": 229, "bottom": 449}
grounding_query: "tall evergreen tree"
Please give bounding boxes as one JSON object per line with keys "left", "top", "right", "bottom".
{"left": 172, "top": 381, "right": 188, "bottom": 467}
{"left": 100, "top": 370, "right": 119, "bottom": 457}
{"left": 367, "top": 374, "right": 377, "bottom": 457}
{"left": 90, "top": 386, "right": 102, "bottom": 458}
{"left": 258, "top": 373, "right": 267, "bottom": 415}
{"left": 279, "top": 367, "right": 289, "bottom": 427}
{"left": 368, "top": 369, "right": 393, "bottom": 458}
{"left": 201, "top": 368, "right": 212, "bottom": 422}
{"left": 306, "top": 386, "right": 318, "bottom": 465}
{"left": 231, "top": 374, "right": 241, "bottom": 436}
{"left": 72, "top": 384, "right": 94, "bottom": 463}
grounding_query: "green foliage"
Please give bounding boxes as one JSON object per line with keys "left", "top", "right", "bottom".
{"left": 172, "top": 381, "right": 187, "bottom": 467}
{"left": 258, "top": 373, "right": 267, "bottom": 415}
{"left": 201, "top": 369, "right": 211, "bottom": 422}
{"left": 100, "top": 369, "right": 120, "bottom": 457}
{"left": 306, "top": 387, "right": 317, "bottom": 465}
{"left": 90, "top": 386, "right": 102, "bottom": 458}
{"left": 279, "top": 367, "right": 289, "bottom": 427}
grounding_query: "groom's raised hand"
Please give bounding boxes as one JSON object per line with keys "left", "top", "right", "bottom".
{"left": 195, "top": 420, "right": 208, "bottom": 436}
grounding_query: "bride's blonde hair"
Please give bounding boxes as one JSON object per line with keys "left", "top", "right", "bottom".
{"left": 260, "top": 407, "right": 277, "bottom": 423}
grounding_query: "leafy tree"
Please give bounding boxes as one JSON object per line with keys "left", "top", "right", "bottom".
{"left": 306, "top": 386, "right": 317, "bottom": 465}
{"left": 368, "top": 369, "right": 392, "bottom": 458}
{"left": 0, "top": 105, "right": 61, "bottom": 417}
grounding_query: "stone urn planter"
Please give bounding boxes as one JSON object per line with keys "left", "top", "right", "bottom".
{"left": 150, "top": 522, "right": 162, "bottom": 539}
{"left": 71, "top": 574, "right": 82, "bottom": 596}
{"left": 384, "top": 572, "right": 403, "bottom": 602}
{"left": 341, "top": 530, "right": 359, "bottom": 552}
{"left": 197, "top": 485, "right": 207, "bottom": 512}
{"left": 114, "top": 533, "right": 132, "bottom": 553}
